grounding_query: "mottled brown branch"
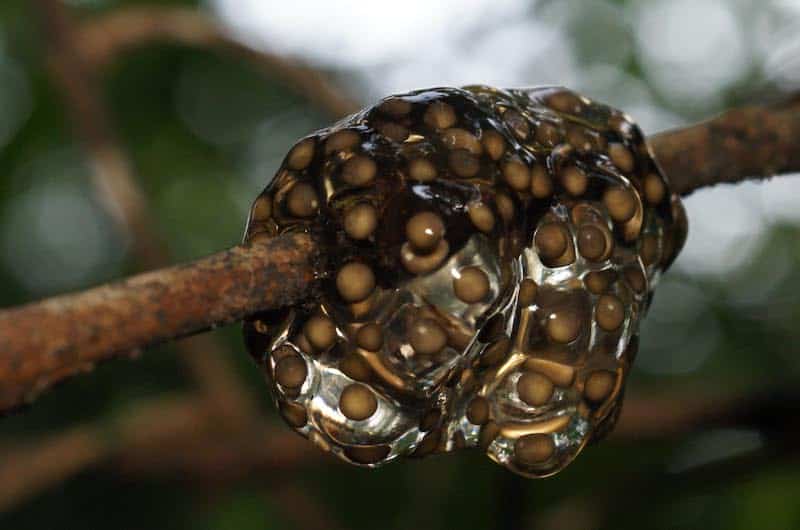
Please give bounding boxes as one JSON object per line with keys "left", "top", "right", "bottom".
{"left": 34, "top": 0, "right": 257, "bottom": 422}
{"left": 0, "top": 233, "right": 319, "bottom": 413}
{"left": 650, "top": 94, "right": 800, "bottom": 196}
{"left": 74, "top": 5, "right": 360, "bottom": 118}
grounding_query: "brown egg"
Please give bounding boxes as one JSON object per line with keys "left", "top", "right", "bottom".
{"left": 408, "top": 158, "right": 437, "bottom": 181}
{"left": 546, "top": 310, "right": 582, "bottom": 344}
{"left": 535, "top": 223, "right": 569, "bottom": 261}
{"left": 496, "top": 193, "right": 515, "bottom": 223}
{"left": 596, "top": 294, "right": 624, "bottom": 331}
{"left": 517, "top": 371, "right": 554, "bottom": 406}
{"left": 480, "top": 336, "right": 511, "bottom": 367}
{"left": 468, "top": 201, "right": 495, "bottom": 233}
{"left": 567, "top": 126, "right": 595, "bottom": 153}
{"left": 546, "top": 90, "right": 584, "bottom": 114}
{"left": 400, "top": 240, "right": 450, "bottom": 274}
{"left": 467, "top": 396, "right": 490, "bottom": 425}
{"left": 603, "top": 186, "right": 637, "bottom": 223}
{"left": 530, "top": 165, "right": 553, "bottom": 198}
{"left": 379, "top": 122, "right": 409, "bottom": 142}
{"left": 274, "top": 354, "right": 307, "bottom": 388}
{"left": 424, "top": 101, "right": 457, "bottom": 129}
{"left": 406, "top": 212, "right": 445, "bottom": 253}
{"left": 624, "top": 266, "right": 647, "bottom": 294}
{"left": 482, "top": 130, "right": 506, "bottom": 160}
{"left": 640, "top": 234, "right": 660, "bottom": 266}
{"left": 409, "top": 318, "right": 448, "bottom": 355}
{"left": 584, "top": 270, "right": 615, "bottom": 294}
{"left": 560, "top": 165, "right": 588, "bottom": 196}
{"left": 514, "top": 434, "right": 555, "bottom": 465}
{"left": 342, "top": 155, "right": 377, "bottom": 186}
{"left": 442, "top": 128, "right": 483, "bottom": 155}
{"left": 577, "top": 224, "right": 611, "bottom": 261}
{"left": 339, "top": 383, "right": 378, "bottom": 420}
{"left": 535, "top": 122, "right": 561, "bottom": 146}
{"left": 584, "top": 371, "right": 617, "bottom": 403}
{"left": 608, "top": 143, "right": 635, "bottom": 173}
{"left": 378, "top": 97, "right": 412, "bottom": 116}
{"left": 304, "top": 315, "right": 337, "bottom": 351}
{"left": 356, "top": 323, "right": 384, "bottom": 351}
{"left": 504, "top": 159, "right": 532, "bottom": 191}
{"left": 325, "top": 130, "right": 360, "bottom": 153}
{"left": 286, "top": 182, "right": 319, "bottom": 218}
{"left": 287, "top": 138, "right": 315, "bottom": 170}
{"left": 453, "top": 266, "right": 490, "bottom": 303}
{"left": 644, "top": 173, "right": 666, "bottom": 205}
{"left": 449, "top": 149, "right": 480, "bottom": 177}
{"left": 251, "top": 194, "right": 272, "bottom": 222}
{"left": 339, "top": 353, "right": 372, "bottom": 382}
{"left": 343, "top": 202, "right": 378, "bottom": 240}
{"left": 336, "top": 262, "right": 376, "bottom": 303}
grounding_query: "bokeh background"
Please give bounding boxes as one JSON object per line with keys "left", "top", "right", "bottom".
{"left": 2, "top": 0, "right": 800, "bottom": 528}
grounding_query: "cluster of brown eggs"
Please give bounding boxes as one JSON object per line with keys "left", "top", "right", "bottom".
{"left": 243, "top": 85, "right": 687, "bottom": 477}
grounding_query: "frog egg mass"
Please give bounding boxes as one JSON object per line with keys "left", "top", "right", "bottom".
{"left": 242, "top": 85, "right": 687, "bottom": 478}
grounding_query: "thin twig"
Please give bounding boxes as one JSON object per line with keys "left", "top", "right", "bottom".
{"left": 0, "top": 233, "right": 319, "bottom": 413}
{"left": 74, "top": 5, "right": 360, "bottom": 118}
{"left": 650, "top": 94, "right": 800, "bottom": 196}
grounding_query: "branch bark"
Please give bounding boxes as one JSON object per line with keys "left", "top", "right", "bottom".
{"left": 0, "top": 234, "right": 319, "bottom": 413}
{"left": 650, "top": 94, "right": 800, "bottom": 196}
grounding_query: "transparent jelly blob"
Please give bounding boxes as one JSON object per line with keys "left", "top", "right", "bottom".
{"left": 242, "top": 85, "right": 687, "bottom": 477}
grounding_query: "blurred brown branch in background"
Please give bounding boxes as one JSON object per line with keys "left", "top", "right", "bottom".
{"left": 74, "top": 5, "right": 360, "bottom": 118}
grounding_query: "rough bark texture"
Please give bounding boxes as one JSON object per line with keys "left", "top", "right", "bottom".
{"left": 650, "top": 95, "right": 800, "bottom": 196}
{"left": 0, "top": 233, "right": 319, "bottom": 412}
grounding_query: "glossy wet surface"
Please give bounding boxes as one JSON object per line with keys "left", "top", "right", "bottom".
{"left": 243, "top": 85, "right": 687, "bottom": 477}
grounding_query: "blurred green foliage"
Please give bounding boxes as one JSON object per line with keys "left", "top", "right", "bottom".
{"left": 1, "top": 0, "right": 799, "bottom": 529}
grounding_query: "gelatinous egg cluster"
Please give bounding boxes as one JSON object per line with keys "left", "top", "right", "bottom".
{"left": 243, "top": 86, "right": 687, "bottom": 478}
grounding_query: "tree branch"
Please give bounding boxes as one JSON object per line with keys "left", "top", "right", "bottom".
{"left": 0, "top": 234, "right": 319, "bottom": 413}
{"left": 650, "top": 94, "right": 800, "bottom": 196}
{"left": 74, "top": 5, "right": 360, "bottom": 118}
